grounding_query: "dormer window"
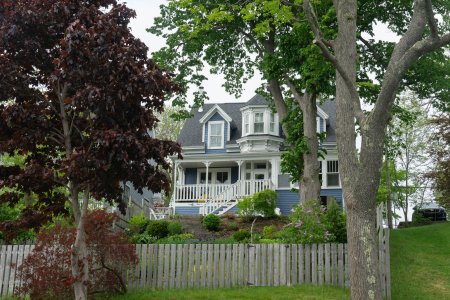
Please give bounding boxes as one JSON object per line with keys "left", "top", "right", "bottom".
{"left": 208, "top": 121, "right": 224, "bottom": 148}
{"left": 254, "top": 112, "right": 264, "bottom": 133}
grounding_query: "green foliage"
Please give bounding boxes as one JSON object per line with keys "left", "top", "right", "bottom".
{"left": 202, "top": 214, "right": 221, "bottom": 231}
{"left": 131, "top": 233, "right": 158, "bottom": 244}
{"left": 146, "top": 220, "right": 170, "bottom": 239}
{"left": 252, "top": 189, "right": 277, "bottom": 218}
{"left": 279, "top": 199, "right": 333, "bottom": 244}
{"left": 157, "top": 233, "right": 195, "bottom": 244}
{"left": 128, "top": 213, "right": 150, "bottom": 235}
{"left": 280, "top": 99, "right": 326, "bottom": 185}
{"left": 228, "top": 221, "right": 239, "bottom": 231}
{"left": 262, "top": 225, "right": 277, "bottom": 239}
{"left": 236, "top": 196, "right": 254, "bottom": 221}
{"left": 233, "top": 229, "right": 251, "bottom": 242}
{"left": 168, "top": 221, "right": 183, "bottom": 236}
{"left": 324, "top": 199, "right": 347, "bottom": 243}
{"left": 237, "top": 189, "right": 277, "bottom": 220}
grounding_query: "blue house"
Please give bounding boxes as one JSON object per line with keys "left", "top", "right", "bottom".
{"left": 171, "top": 95, "right": 343, "bottom": 216}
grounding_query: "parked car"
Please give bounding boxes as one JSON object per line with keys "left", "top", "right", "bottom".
{"left": 412, "top": 203, "right": 447, "bottom": 222}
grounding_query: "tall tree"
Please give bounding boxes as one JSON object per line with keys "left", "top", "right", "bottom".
{"left": 427, "top": 113, "right": 450, "bottom": 211}
{"left": 303, "top": 0, "right": 450, "bottom": 298}
{"left": 0, "top": 1, "right": 181, "bottom": 299}
{"left": 149, "top": 0, "right": 335, "bottom": 203}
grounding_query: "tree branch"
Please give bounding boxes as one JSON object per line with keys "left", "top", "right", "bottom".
{"left": 303, "top": 0, "right": 365, "bottom": 125}
{"left": 425, "top": 0, "right": 439, "bottom": 38}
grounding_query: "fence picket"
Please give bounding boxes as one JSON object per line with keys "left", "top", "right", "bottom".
{"left": 325, "top": 243, "right": 331, "bottom": 284}
{"left": 170, "top": 244, "right": 176, "bottom": 288}
{"left": 318, "top": 243, "right": 324, "bottom": 285}
{"left": 338, "top": 244, "right": 344, "bottom": 287}
{"left": 331, "top": 243, "right": 337, "bottom": 285}
{"left": 201, "top": 244, "right": 207, "bottom": 288}
{"left": 226, "top": 244, "right": 232, "bottom": 287}
{"left": 267, "top": 244, "right": 273, "bottom": 286}
{"left": 195, "top": 244, "right": 201, "bottom": 288}
{"left": 311, "top": 244, "right": 317, "bottom": 285}
{"left": 298, "top": 244, "right": 304, "bottom": 284}
{"left": 304, "top": 244, "right": 311, "bottom": 284}
{"left": 273, "top": 244, "right": 280, "bottom": 286}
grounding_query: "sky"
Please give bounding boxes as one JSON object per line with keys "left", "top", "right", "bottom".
{"left": 124, "top": 1, "right": 400, "bottom": 106}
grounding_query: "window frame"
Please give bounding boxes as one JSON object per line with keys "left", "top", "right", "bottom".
{"left": 207, "top": 121, "right": 224, "bottom": 149}
{"left": 253, "top": 112, "right": 265, "bottom": 134}
{"left": 326, "top": 160, "right": 340, "bottom": 187}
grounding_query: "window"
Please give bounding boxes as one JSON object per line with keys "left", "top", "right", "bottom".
{"left": 199, "top": 172, "right": 212, "bottom": 184}
{"left": 208, "top": 122, "right": 224, "bottom": 148}
{"left": 327, "top": 160, "right": 340, "bottom": 187}
{"left": 244, "top": 113, "right": 250, "bottom": 134}
{"left": 254, "top": 112, "right": 264, "bottom": 133}
{"left": 255, "top": 163, "right": 266, "bottom": 169}
{"left": 216, "top": 172, "right": 229, "bottom": 184}
{"left": 319, "top": 161, "right": 323, "bottom": 185}
{"left": 278, "top": 174, "right": 290, "bottom": 188}
{"left": 317, "top": 117, "right": 321, "bottom": 133}
{"left": 270, "top": 113, "right": 275, "bottom": 133}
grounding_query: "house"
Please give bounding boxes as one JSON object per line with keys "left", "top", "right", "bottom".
{"left": 171, "top": 95, "right": 343, "bottom": 216}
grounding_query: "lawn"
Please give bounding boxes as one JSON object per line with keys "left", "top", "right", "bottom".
{"left": 390, "top": 222, "right": 450, "bottom": 300}
{"left": 111, "top": 285, "right": 350, "bottom": 300}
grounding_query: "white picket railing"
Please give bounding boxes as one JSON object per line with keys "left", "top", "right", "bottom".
{"left": 173, "top": 184, "right": 230, "bottom": 202}
{"left": 201, "top": 179, "right": 272, "bottom": 215}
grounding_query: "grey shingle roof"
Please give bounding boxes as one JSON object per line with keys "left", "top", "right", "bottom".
{"left": 177, "top": 95, "right": 337, "bottom": 146}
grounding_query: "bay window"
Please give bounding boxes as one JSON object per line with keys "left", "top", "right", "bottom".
{"left": 254, "top": 112, "right": 264, "bottom": 133}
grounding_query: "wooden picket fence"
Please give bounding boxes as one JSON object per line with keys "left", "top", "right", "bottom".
{"left": 0, "top": 239, "right": 391, "bottom": 298}
{"left": 126, "top": 243, "right": 350, "bottom": 290}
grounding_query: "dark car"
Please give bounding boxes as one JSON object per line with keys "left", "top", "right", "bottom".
{"left": 413, "top": 203, "right": 447, "bottom": 222}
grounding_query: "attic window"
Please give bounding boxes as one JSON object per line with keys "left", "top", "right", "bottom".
{"left": 208, "top": 121, "right": 224, "bottom": 149}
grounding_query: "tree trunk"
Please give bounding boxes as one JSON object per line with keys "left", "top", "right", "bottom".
{"left": 334, "top": 0, "right": 382, "bottom": 298}
{"left": 385, "top": 159, "right": 393, "bottom": 229}
{"left": 298, "top": 93, "right": 321, "bottom": 203}
{"left": 71, "top": 191, "right": 90, "bottom": 300}
{"left": 58, "top": 82, "right": 89, "bottom": 300}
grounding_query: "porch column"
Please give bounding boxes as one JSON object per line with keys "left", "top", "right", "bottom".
{"left": 271, "top": 157, "right": 280, "bottom": 189}
{"left": 203, "top": 161, "right": 211, "bottom": 200}
{"left": 178, "top": 166, "right": 184, "bottom": 185}
{"left": 173, "top": 161, "right": 180, "bottom": 203}
{"left": 236, "top": 160, "right": 243, "bottom": 181}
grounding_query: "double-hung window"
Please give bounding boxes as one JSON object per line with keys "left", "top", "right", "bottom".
{"left": 269, "top": 113, "right": 275, "bottom": 133}
{"left": 327, "top": 160, "right": 340, "bottom": 187}
{"left": 208, "top": 122, "right": 224, "bottom": 148}
{"left": 254, "top": 112, "right": 264, "bottom": 133}
{"left": 244, "top": 113, "right": 250, "bottom": 135}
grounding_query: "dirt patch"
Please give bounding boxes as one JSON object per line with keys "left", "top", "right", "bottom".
{"left": 176, "top": 215, "right": 290, "bottom": 241}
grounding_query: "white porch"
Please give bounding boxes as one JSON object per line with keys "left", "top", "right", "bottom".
{"left": 171, "top": 153, "right": 281, "bottom": 215}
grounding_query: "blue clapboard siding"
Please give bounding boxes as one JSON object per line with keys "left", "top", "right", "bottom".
{"left": 205, "top": 113, "right": 227, "bottom": 154}
{"left": 276, "top": 189, "right": 343, "bottom": 215}
{"left": 184, "top": 168, "right": 197, "bottom": 184}
{"left": 320, "top": 189, "right": 343, "bottom": 207}
{"left": 276, "top": 190, "right": 299, "bottom": 215}
{"left": 174, "top": 206, "right": 200, "bottom": 215}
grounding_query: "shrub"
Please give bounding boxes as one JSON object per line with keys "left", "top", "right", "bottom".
{"left": 221, "top": 212, "right": 236, "bottom": 220}
{"left": 237, "top": 190, "right": 277, "bottom": 220}
{"left": 233, "top": 229, "right": 251, "bottom": 242}
{"left": 252, "top": 189, "right": 277, "bottom": 218}
{"left": 228, "top": 221, "right": 239, "bottom": 231}
{"left": 203, "top": 214, "right": 221, "bottom": 231}
{"left": 146, "top": 220, "right": 170, "bottom": 239}
{"left": 324, "top": 199, "right": 347, "bottom": 243}
{"left": 279, "top": 199, "right": 332, "bottom": 244}
{"left": 131, "top": 233, "right": 158, "bottom": 244}
{"left": 15, "top": 210, "right": 138, "bottom": 299}
{"left": 168, "top": 221, "right": 183, "bottom": 236}
{"left": 158, "top": 233, "right": 195, "bottom": 244}
{"left": 262, "top": 225, "right": 277, "bottom": 239}
{"left": 236, "top": 196, "right": 254, "bottom": 221}
{"left": 128, "top": 213, "right": 150, "bottom": 235}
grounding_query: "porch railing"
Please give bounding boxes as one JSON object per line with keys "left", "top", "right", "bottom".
{"left": 173, "top": 180, "right": 272, "bottom": 204}
{"left": 173, "top": 184, "right": 232, "bottom": 202}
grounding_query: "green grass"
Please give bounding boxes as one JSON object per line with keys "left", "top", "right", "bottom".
{"left": 111, "top": 285, "right": 350, "bottom": 300}
{"left": 390, "top": 222, "right": 450, "bottom": 300}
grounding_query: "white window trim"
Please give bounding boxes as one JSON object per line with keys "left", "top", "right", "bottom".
{"left": 197, "top": 168, "right": 232, "bottom": 184}
{"left": 208, "top": 121, "right": 225, "bottom": 149}
{"left": 325, "top": 160, "right": 341, "bottom": 188}
{"left": 317, "top": 117, "right": 321, "bottom": 134}
{"left": 253, "top": 111, "right": 265, "bottom": 134}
